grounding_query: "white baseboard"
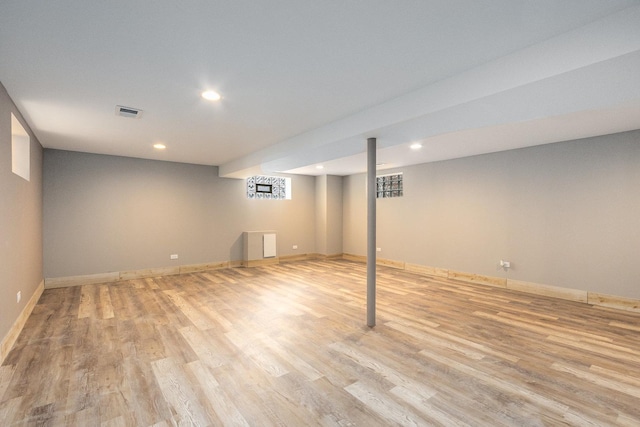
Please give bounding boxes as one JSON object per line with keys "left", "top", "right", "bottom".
{"left": 341, "top": 254, "right": 640, "bottom": 313}
{"left": 43, "top": 255, "right": 640, "bottom": 313}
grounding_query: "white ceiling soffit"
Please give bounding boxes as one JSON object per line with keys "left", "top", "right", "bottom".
{"left": 285, "top": 103, "right": 640, "bottom": 176}
{"left": 219, "top": 5, "right": 640, "bottom": 178}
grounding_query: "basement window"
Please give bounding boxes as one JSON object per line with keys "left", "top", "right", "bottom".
{"left": 376, "top": 173, "right": 403, "bottom": 198}
{"left": 11, "top": 113, "right": 30, "bottom": 181}
{"left": 247, "top": 176, "right": 291, "bottom": 200}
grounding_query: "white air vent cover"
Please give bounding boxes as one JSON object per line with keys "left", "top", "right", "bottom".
{"left": 115, "top": 105, "right": 143, "bottom": 119}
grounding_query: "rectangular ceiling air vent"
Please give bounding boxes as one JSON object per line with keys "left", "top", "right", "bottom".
{"left": 115, "top": 105, "right": 143, "bottom": 119}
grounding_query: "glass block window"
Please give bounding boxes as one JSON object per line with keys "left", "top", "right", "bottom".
{"left": 247, "top": 176, "right": 291, "bottom": 200}
{"left": 376, "top": 173, "right": 403, "bottom": 198}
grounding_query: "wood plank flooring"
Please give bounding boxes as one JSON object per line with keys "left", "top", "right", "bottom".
{"left": 1, "top": 259, "right": 640, "bottom": 426}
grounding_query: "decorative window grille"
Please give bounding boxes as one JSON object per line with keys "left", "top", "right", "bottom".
{"left": 376, "top": 173, "right": 403, "bottom": 198}
{"left": 247, "top": 176, "right": 291, "bottom": 200}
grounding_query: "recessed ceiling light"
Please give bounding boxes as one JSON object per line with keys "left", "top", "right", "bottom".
{"left": 410, "top": 143, "right": 423, "bottom": 150}
{"left": 376, "top": 163, "right": 386, "bottom": 167}
{"left": 201, "top": 90, "right": 221, "bottom": 101}
{"left": 316, "top": 165, "right": 324, "bottom": 170}
{"left": 153, "top": 143, "right": 166, "bottom": 150}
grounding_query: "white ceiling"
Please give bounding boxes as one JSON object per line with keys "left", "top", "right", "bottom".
{"left": 1, "top": 1, "right": 639, "bottom": 178}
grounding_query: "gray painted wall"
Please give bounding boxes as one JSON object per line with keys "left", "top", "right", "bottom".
{"left": 315, "top": 175, "right": 344, "bottom": 256}
{"left": 343, "top": 174, "right": 366, "bottom": 257}
{"left": 43, "top": 150, "right": 316, "bottom": 278}
{"left": 315, "top": 175, "right": 342, "bottom": 255}
{"left": 0, "top": 83, "right": 43, "bottom": 344}
{"left": 315, "top": 175, "right": 327, "bottom": 255}
{"left": 344, "top": 130, "right": 640, "bottom": 299}
{"left": 326, "top": 175, "right": 343, "bottom": 256}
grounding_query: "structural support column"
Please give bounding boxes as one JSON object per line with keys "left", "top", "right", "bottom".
{"left": 367, "top": 137, "right": 376, "bottom": 327}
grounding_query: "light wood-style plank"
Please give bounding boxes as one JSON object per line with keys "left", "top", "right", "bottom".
{"left": 2, "top": 259, "right": 640, "bottom": 425}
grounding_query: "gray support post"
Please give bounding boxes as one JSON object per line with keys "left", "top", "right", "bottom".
{"left": 367, "top": 137, "right": 376, "bottom": 327}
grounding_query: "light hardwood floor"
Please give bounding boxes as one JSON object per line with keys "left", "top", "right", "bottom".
{"left": 1, "top": 260, "right": 640, "bottom": 426}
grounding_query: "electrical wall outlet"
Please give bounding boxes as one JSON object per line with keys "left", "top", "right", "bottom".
{"left": 292, "top": 245, "right": 298, "bottom": 249}
{"left": 170, "top": 254, "right": 178, "bottom": 260}
{"left": 376, "top": 248, "right": 382, "bottom": 252}
{"left": 17, "top": 291, "right": 21, "bottom": 303}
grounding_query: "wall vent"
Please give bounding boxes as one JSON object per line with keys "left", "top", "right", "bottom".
{"left": 115, "top": 105, "right": 143, "bottom": 119}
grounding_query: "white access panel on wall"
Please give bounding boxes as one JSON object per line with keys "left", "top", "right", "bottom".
{"left": 263, "top": 233, "right": 277, "bottom": 258}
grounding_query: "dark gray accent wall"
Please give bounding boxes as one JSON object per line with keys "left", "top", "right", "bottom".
{"left": 0, "top": 82, "right": 43, "bottom": 343}
{"left": 43, "top": 150, "right": 316, "bottom": 278}
{"left": 344, "top": 130, "right": 640, "bottom": 299}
